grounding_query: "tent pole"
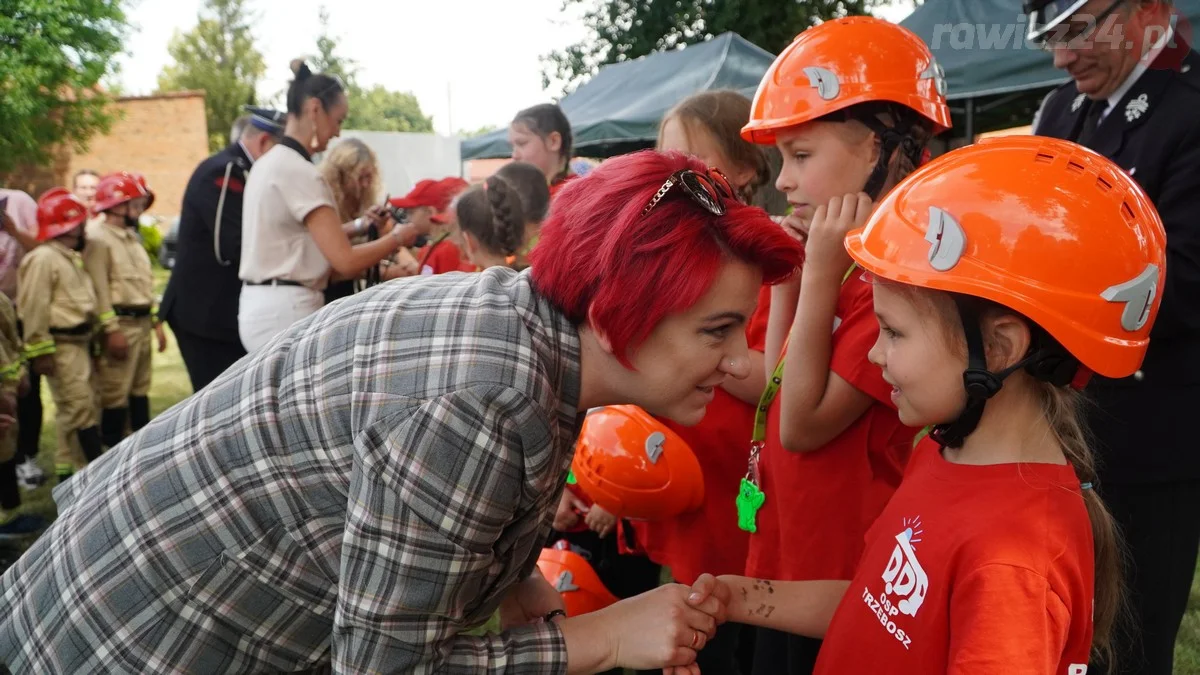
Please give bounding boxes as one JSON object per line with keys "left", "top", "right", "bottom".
{"left": 966, "top": 98, "right": 976, "bottom": 142}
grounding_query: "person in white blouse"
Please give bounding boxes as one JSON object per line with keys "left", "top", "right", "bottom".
{"left": 238, "top": 59, "right": 431, "bottom": 352}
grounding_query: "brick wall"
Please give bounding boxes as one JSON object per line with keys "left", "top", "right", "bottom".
{"left": 67, "top": 91, "right": 209, "bottom": 220}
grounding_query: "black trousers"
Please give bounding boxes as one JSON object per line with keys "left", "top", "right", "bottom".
{"left": 751, "top": 627, "right": 821, "bottom": 675}
{"left": 171, "top": 326, "right": 247, "bottom": 393}
{"left": 1098, "top": 480, "right": 1200, "bottom": 675}
{"left": 0, "top": 458, "right": 17, "bottom": 512}
{"left": 16, "top": 369, "right": 40, "bottom": 461}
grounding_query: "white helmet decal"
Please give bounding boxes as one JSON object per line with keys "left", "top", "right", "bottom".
{"left": 644, "top": 431, "right": 666, "bottom": 464}
{"left": 920, "top": 60, "right": 947, "bottom": 97}
{"left": 925, "top": 206, "right": 966, "bottom": 272}
{"left": 1101, "top": 264, "right": 1159, "bottom": 331}
{"left": 803, "top": 67, "right": 841, "bottom": 101}
{"left": 555, "top": 571, "right": 580, "bottom": 593}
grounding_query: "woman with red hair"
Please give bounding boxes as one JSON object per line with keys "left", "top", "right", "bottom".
{"left": 0, "top": 150, "right": 802, "bottom": 674}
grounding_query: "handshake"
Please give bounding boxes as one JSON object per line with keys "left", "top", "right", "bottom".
{"left": 507, "top": 570, "right": 738, "bottom": 674}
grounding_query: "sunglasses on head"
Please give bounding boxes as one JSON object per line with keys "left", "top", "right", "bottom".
{"left": 641, "top": 168, "right": 740, "bottom": 218}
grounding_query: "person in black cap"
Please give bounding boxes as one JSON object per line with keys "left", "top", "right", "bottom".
{"left": 1027, "top": 2, "right": 1200, "bottom": 674}
{"left": 160, "top": 105, "right": 286, "bottom": 392}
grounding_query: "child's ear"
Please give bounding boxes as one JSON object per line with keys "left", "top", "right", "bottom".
{"left": 984, "top": 312, "right": 1032, "bottom": 371}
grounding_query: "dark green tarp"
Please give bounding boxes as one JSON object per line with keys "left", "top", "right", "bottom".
{"left": 902, "top": 0, "right": 1200, "bottom": 100}
{"left": 460, "top": 32, "right": 776, "bottom": 160}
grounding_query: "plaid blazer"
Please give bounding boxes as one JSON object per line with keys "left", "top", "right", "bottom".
{"left": 0, "top": 268, "right": 582, "bottom": 673}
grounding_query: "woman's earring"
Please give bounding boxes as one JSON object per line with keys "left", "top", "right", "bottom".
{"left": 310, "top": 132, "right": 320, "bottom": 151}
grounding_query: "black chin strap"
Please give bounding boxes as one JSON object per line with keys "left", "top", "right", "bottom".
{"left": 856, "top": 107, "right": 924, "bottom": 201}
{"left": 930, "top": 303, "right": 1038, "bottom": 449}
{"left": 930, "top": 300, "right": 1084, "bottom": 449}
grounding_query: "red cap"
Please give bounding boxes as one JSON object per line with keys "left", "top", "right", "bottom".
{"left": 390, "top": 179, "right": 453, "bottom": 210}
{"left": 430, "top": 177, "right": 471, "bottom": 224}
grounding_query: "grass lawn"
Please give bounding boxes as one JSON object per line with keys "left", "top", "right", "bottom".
{"left": 11, "top": 269, "right": 1200, "bottom": 673}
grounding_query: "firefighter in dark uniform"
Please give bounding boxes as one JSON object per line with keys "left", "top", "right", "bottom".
{"left": 160, "top": 106, "right": 285, "bottom": 391}
{"left": 1026, "top": 1, "right": 1200, "bottom": 673}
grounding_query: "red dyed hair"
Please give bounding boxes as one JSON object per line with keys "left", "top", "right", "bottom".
{"left": 531, "top": 150, "right": 803, "bottom": 365}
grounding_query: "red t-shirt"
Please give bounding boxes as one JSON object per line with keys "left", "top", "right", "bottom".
{"left": 632, "top": 285, "right": 772, "bottom": 584}
{"left": 815, "top": 438, "right": 1095, "bottom": 675}
{"left": 548, "top": 173, "right": 578, "bottom": 200}
{"left": 744, "top": 273, "right": 914, "bottom": 580}
{"left": 418, "top": 237, "right": 471, "bottom": 275}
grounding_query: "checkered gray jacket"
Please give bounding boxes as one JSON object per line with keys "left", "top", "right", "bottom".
{"left": 0, "top": 268, "right": 582, "bottom": 673}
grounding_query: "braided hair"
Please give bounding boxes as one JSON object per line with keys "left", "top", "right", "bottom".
{"left": 456, "top": 175, "right": 527, "bottom": 261}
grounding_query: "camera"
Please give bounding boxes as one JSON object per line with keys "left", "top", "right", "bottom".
{"left": 385, "top": 203, "right": 406, "bottom": 224}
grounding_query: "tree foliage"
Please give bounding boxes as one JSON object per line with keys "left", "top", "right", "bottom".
{"left": 157, "top": 0, "right": 267, "bottom": 151}
{"left": 0, "top": 0, "right": 129, "bottom": 175}
{"left": 543, "top": 0, "right": 893, "bottom": 95}
{"left": 311, "top": 6, "right": 433, "bottom": 133}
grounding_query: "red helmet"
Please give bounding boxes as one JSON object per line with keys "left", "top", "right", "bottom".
{"left": 36, "top": 188, "right": 89, "bottom": 241}
{"left": 571, "top": 405, "right": 704, "bottom": 520}
{"left": 537, "top": 542, "right": 620, "bottom": 617}
{"left": 131, "top": 172, "right": 156, "bottom": 209}
{"left": 93, "top": 172, "right": 147, "bottom": 214}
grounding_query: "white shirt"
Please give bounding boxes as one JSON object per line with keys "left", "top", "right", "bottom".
{"left": 0, "top": 189, "right": 38, "bottom": 300}
{"left": 239, "top": 143, "right": 337, "bottom": 290}
{"left": 1099, "top": 23, "right": 1174, "bottom": 122}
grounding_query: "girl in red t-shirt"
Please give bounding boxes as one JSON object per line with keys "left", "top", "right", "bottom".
{"left": 736, "top": 17, "right": 951, "bottom": 674}
{"left": 508, "top": 103, "right": 577, "bottom": 199}
{"left": 450, "top": 163, "right": 551, "bottom": 273}
{"left": 695, "top": 136, "right": 1162, "bottom": 674}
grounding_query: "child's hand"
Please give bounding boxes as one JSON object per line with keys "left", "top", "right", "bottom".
{"left": 805, "top": 193, "right": 872, "bottom": 275}
{"left": 585, "top": 504, "right": 618, "bottom": 538}
{"left": 773, "top": 213, "right": 810, "bottom": 245}
{"left": 553, "top": 491, "right": 589, "bottom": 531}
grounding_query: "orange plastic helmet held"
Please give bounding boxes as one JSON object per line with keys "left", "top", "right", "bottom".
{"left": 571, "top": 405, "right": 704, "bottom": 521}
{"left": 742, "top": 16, "right": 952, "bottom": 145}
{"left": 537, "top": 543, "right": 620, "bottom": 617}
{"left": 131, "top": 172, "right": 156, "bottom": 209}
{"left": 844, "top": 136, "right": 1167, "bottom": 379}
{"left": 93, "top": 171, "right": 147, "bottom": 214}
{"left": 36, "top": 188, "right": 90, "bottom": 242}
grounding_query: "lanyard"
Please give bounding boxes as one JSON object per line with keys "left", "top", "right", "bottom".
{"left": 751, "top": 263, "right": 858, "bottom": 445}
{"left": 738, "top": 263, "right": 857, "bottom": 533}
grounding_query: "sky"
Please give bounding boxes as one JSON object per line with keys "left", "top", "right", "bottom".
{"left": 117, "top": 0, "right": 914, "bottom": 137}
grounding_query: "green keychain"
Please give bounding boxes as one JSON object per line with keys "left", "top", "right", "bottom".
{"left": 737, "top": 476, "right": 766, "bottom": 533}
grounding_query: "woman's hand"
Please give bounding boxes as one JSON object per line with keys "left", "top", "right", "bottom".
{"left": 498, "top": 571, "right": 565, "bottom": 630}
{"left": 601, "top": 582, "right": 726, "bottom": 670}
{"left": 804, "top": 193, "right": 872, "bottom": 276}
{"left": 584, "top": 504, "right": 617, "bottom": 538}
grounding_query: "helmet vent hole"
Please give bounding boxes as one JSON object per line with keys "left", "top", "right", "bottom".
{"left": 1120, "top": 202, "right": 1135, "bottom": 222}
{"left": 1096, "top": 176, "right": 1113, "bottom": 192}
{"left": 1035, "top": 152, "right": 1055, "bottom": 164}
{"left": 1066, "top": 160, "right": 1086, "bottom": 174}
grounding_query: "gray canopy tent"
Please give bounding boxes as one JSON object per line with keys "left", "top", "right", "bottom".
{"left": 901, "top": 0, "right": 1200, "bottom": 138}
{"left": 460, "top": 32, "right": 776, "bottom": 160}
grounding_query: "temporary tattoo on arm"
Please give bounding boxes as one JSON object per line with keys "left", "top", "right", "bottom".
{"left": 752, "top": 579, "right": 775, "bottom": 594}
